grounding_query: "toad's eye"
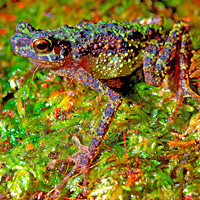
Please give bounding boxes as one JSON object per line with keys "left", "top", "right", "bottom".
{"left": 33, "top": 39, "right": 51, "bottom": 53}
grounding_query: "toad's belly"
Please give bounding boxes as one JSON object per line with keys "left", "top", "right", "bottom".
{"left": 84, "top": 51, "right": 144, "bottom": 79}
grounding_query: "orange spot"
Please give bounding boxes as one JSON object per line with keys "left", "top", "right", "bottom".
{"left": 173, "top": 154, "right": 178, "bottom": 159}
{"left": 3, "top": 136, "right": 10, "bottom": 144}
{"left": 54, "top": 106, "right": 61, "bottom": 118}
{"left": 41, "top": 83, "right": 48, "bottom": 88}
{"left": 0, "top": 13, "right": 16, "bottom": 21}
{"left": 104, "top": 44, "right": 110, "bottom": 50}
{"left": 17, "top": 2, "right": 26, "bottom": 9}
{"left": 26, "top": 144, "right": 35, "bottom": 150}
{"left": 0, "top": 28, "right": 7, "bottom": 35}
{"left": 61, "top": 5, "right": 67, "bottom": 11}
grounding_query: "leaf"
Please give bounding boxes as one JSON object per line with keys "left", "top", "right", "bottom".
{"left": 7, "top": 169, "right": 31, "bottom": 199}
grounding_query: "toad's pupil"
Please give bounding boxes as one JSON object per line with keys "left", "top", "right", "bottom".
{"left": 37, "top": 42, "right": 48, "bottom": 50}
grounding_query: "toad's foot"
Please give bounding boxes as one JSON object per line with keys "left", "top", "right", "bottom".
{"left": 47, "top": 135, "right": 93, "bottom": 198}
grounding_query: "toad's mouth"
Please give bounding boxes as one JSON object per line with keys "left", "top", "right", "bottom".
{"left": 29, "top": 58, "right": 65, "bottom": 69}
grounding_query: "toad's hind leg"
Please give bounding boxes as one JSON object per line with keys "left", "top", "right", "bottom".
{"left": 143, "top": 21, "right": 200, "bottom": 122}
{"left": 169, "top": 25, "right": 200, "bottom": 121}
{"left": 49, "top": 66, "right": 122, "bottom": 197}
{"left": 179, "top": 28, "right": 200, "bottom": 102}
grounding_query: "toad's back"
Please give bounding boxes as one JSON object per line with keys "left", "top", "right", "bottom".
{"left": 11, "top": 21, "right": 164, "bottom": 79}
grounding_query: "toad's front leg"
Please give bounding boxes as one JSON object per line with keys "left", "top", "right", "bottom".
{"left": 48, "top": 66, "right": 122, "bottom": 197}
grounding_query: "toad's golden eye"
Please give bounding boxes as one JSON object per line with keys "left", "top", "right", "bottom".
{"left": 33, "top": 39, "right": 51, "bottom": 53}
